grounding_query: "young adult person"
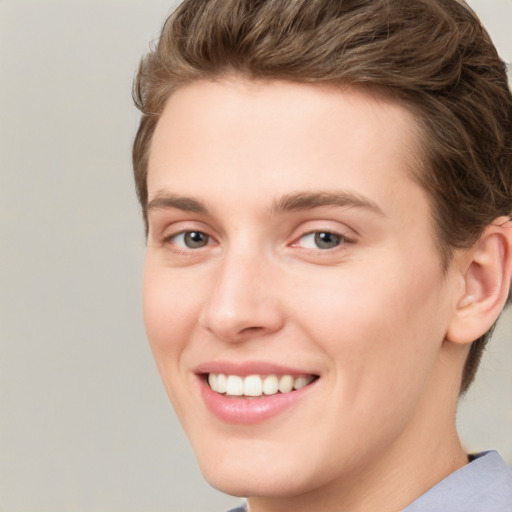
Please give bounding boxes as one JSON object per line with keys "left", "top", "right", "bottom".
{"left": 132, "top": 1, "right": 512, "bottom": 510}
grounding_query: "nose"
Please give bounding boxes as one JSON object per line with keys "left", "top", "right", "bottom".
{"left": 198, "top": 249, "right": 285, "bottom": 343}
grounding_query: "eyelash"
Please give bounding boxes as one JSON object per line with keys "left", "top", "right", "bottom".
{"left": 163, "top": 230, "right": 215, "bottom": 252}
{"left": 292, "top": 230, "right": 354, "bottom": 252}
{"left": 162, "top": 228, "right": 353, "bottom": 254}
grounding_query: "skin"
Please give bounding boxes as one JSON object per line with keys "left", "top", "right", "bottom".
{"left": 143, "top": 78, "right": 476, "bottom": 512}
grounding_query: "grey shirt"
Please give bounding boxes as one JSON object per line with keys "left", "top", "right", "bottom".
{"left": 226, "top": 451, "right": 512, "bottom": 512}
{"left": 404, "top": 450, "right": 512, "bottom": 511}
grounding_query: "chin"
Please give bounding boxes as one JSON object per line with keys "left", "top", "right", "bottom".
{"left": 195, "top": 441, "right": 331, "bottom": 500}
{"left": 202, "top": 464, "right": 308, "bottom": 499}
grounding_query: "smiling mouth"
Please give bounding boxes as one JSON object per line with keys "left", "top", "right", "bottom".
{"left": 206, "top": 373, "right": 318, "bottom": 397}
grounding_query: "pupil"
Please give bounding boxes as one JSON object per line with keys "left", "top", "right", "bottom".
{"left": 185, "top": 231, "right": 207, "bottom": 248}
{"left": 314, "top": 232, "right": 341, "bottom": 249}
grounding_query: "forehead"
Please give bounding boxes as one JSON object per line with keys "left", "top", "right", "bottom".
{"left": 150, "top": 79, "right": 419, "bottom": 157}
{"left": 147, "top": 78, "right": 425, "bottom": 220}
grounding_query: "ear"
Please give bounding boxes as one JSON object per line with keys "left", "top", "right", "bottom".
{"left": 447, "top": 216, "right": 512, "bottom": 345}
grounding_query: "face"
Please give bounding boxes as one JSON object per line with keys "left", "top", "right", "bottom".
{"left": 143, "top": 79, "right": 463, "bottom": 503}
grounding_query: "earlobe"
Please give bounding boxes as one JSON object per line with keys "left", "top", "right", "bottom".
{"left": 447, "top": 216, "right": 512, "bottom": 345}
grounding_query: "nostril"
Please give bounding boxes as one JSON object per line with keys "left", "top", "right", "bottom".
{"left": 238, "top": 325, "right": 273, "bottom": 338}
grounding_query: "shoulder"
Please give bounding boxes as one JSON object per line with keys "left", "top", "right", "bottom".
{"left": 404, "top": 451, "right": 512, "bottom": 512}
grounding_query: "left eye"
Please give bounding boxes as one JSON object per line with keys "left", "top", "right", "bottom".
{"left": 171, "top": 231, "right": 211, "bottom": 249}
{"left": 297, "top": 231, "right": 345, "bottom": 250}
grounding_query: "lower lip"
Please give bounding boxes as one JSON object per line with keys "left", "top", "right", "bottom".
{"left": 198, "top": 377, "right": 317, "bottom": 425}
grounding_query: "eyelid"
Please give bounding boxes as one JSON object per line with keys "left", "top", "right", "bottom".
{"left": 290, "top": 219, "right": 357, "bottom": 245}
{"left": 291, "top": 229, "right": 354, "bottom": 250}
{"left": 165, "top": 226, "right": 217, "bottom": 241}
{"left": 155, "top": 219, "right": 219, "bottom": 250}
{"left": 165, "top": 230, "right": 212, "bottom": 247}
{"left": 156, "top": 218, "right": 208, "bottom": 237}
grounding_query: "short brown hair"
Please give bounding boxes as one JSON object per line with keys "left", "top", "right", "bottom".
{"left": 132, "top": 0, "right": 512, "bottom": 393}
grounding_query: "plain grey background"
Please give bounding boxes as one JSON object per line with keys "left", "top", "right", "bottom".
{"left": 0, "top": 1, "right": 511, "bottom": 511}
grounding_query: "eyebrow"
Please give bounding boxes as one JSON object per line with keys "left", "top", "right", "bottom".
{"left": 146, "top": 193, "right": 209, "bottom": 214}
{"left": 145, "top": 190, "right": 385, "bottom": 217}
{"left": 270, "top": 191, "right": 385, "bottom": 216}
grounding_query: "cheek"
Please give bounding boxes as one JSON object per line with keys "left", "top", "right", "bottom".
{"left": 291, "top": 257, "right": 447, "bottom": 390}
{"left": 142, "top": 262, "right": 197, "bottom": 355}
{"left": 142, "top": 263, "right": 202, "bottom": 414}
{"left": 142, "top": 279, "right": 172, "bottom": 351}
{"left": 285, "top": 263, "right": 449, "bottom": 462}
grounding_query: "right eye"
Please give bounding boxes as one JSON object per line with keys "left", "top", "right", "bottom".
{"left": 168, "top": 230, "right": 212, "bottom": 249}
{"left": 297, "top": 231, "right": 345, "bottom": 250}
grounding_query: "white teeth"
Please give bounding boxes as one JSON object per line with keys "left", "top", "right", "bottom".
{"left": 208, "top": 373, "right": 315, "bottom": 397}
{"left": 243, "top": 375, "right": 263, "bottom": 397}
{"left": 217, "top": 373, "right": 227, "bottom": 393}
{"left": 208, "top": 373, "right": 217, "bottom": 391}
{"left": 293, "top": 376, "right": 310, "bottom": 390}
{"left": 263, "top": 375, "right": 279, "bottom": 395}
{"left": 278, "top": 375, "right": 294, "bottom": 393}
{"left": 226, "top": 375, "right": 243, "bottom": 396}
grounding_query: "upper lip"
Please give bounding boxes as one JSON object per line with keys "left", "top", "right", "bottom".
{"left": 195, "top": 360, "right": 319, "bottom": 377}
